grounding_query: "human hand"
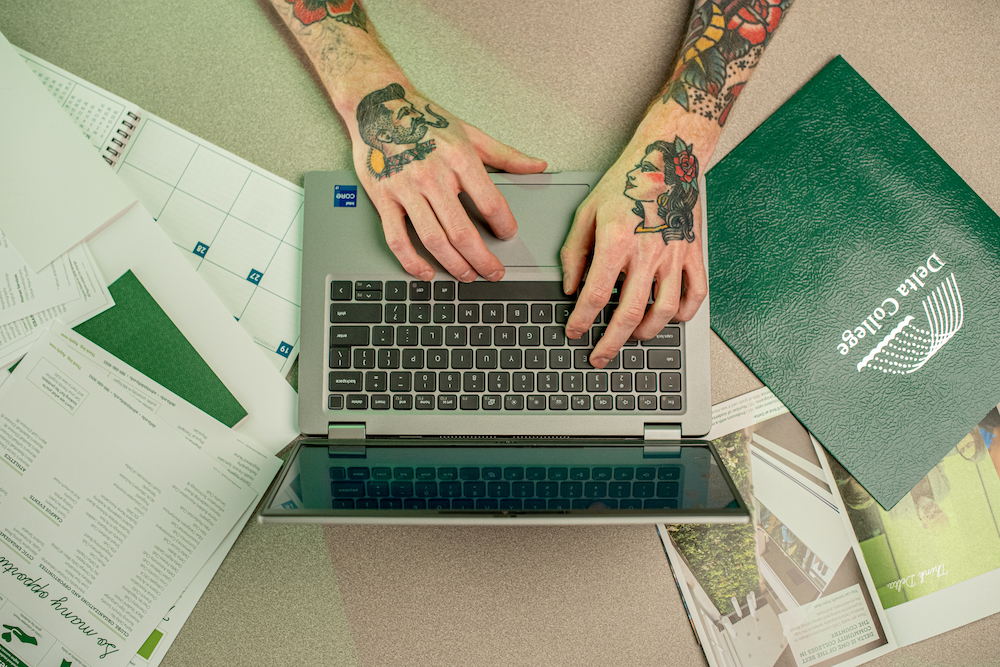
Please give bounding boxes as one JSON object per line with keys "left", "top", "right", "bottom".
{"left": 560, "top": 134, "right": 708, "bottom": 369}
{"left": 349, "top": 83, "right": 546, "bottom": 283}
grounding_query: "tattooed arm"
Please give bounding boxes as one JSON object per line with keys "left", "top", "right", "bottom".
{"left": 561, "top": 0, "right": 792, "bottom": 367}
{"left": 268, "top": 0, "right": 546, "bottom": 282}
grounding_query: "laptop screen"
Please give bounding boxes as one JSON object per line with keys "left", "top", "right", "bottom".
{"left": 260, "top": 440, "right": 748, "bottom": 524}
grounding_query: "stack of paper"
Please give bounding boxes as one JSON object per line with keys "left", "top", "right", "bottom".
{"left": 0, "top": 323, "right": 280, "bottom": 667}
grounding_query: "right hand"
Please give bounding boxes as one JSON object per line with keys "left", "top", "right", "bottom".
{"left": 349, "top": 85, "right": 546, "bottom": 283}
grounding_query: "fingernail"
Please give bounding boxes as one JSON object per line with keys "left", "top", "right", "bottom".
{"left": 420, "top": 270, "right": 434, "bottom": 281}
{"left": 486, "top": 269, "right": 504, "bottom": 281}
{"left": 591, "top": 356, "right": 607, "bottom": 368}
{"left": 459, "top": 270, "right": 477, "bottom": 283}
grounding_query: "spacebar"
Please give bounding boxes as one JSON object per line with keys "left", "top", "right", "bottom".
{"left": 459, "top": 281, "right": 568, "bottom": 301}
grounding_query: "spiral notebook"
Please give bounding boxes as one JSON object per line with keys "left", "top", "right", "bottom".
{"left": 14, "top": 45, "right": 304, "bottom": 375}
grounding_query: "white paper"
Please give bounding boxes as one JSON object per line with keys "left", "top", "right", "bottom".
{"left": 86, "top": 204, "right": 298, "bottom": 452}
{"left": 0, "top": 243, "right": 114, "bottom": 369}
{"left": 0, "top": 329, "right": 256, "bottom": 667}
{"left": 0, "top": 232, "right": 80, "bottom": 327}
{"left": 0, "top": 31, "right": 136, "bottom": 271}
{"left": 18, "top": 47, "right": 303, "bottom": 375}
{"left": 47, "top": 323, "right": 283, "bottom": 667}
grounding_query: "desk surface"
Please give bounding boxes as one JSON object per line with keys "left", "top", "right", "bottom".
{"left": 3, "top": 1, "right": 998, "bottom": 665}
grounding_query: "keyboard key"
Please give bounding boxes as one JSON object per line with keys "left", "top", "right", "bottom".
{"left": 512, "top": 373, "right": 534, "bottom": 392}
{"left": 391, "top": 481, "right": 413, "bottom": 497}
{"left": 594, "top": 395, "right": 613, "bottom": 410}
{"left": 377, "top": 349, "right": 400, "bottom": 369}
{"left": 415, "top": 394, "right": 435, "bottom": 410}
{"left": 393, "top": 394, "right": 413, "bottom": 410}
{"left": 616, "top": 395, "right": 636, "bottom": 410}
{"left": 537, "top": 481, "right": 559, "bottom": 498}
{"left": 355, "top": 290, "right": 381, "bottom": 301}
{"left": 421, "top": 326, "right": 443, "bottom": 346}
{"left": 346, "top": 467, "right": 370, "bottom": 481}
{"left": 561, "top": 481, "right": 584, "bottom": 498}
{"left": 328, "top": 394, "right": 344, "bottom": 409}
{"left": 592, "top": 468, "right": 611, "bottom": 481}
{"left": 527, "top": 395, "right": 545, "bottom": 410}
{"left": 373, "top": 326, "right": 394, "bottom": 346}
{"left": 404, "top": 499, "right": 427, "bottom": 510}
{"left": 638, "top": 395, "right": 658, "bottom": 410}
{"left": 500, "top": 499, "right": 522, "bottom": 510}
{"left": 636, "top": 372, "right": 657, "bottom": 392}
{"left": 427, "top": 350, "right": 448, "bottom": 369}
{"left": 414, "top": 372, "right": 436, "bottom": 392}
{"left": 389, "top": 371, "right": 411, "bottom": 392}
{"left": 385, "top": 303, "right": 407, "bottom": 323}
{"left": 483, "top": 394, "right": 502, "bottom": 410}
{"left": 548, "top": 499, "right": 570, "bottom": 510}
{"left": 462, "top": 372, "right": 485, "bottom": 392}
{"left": 512, "top": 481, "right": 533, "bottom": 497}
{"left": 504, "top": 395, "right": 524, "bottom": 410}
{"left": 445, "top": 326, "right": 468, "bottom": 346}
{"left": 381, "top": 498, "right": 403, "bottom": 509}
{"left": 658, "top": 467, "right": 680, "bottom": 481}
{"left": 476, "top": 499, "right": 499, "bottom": 510}
{"left": 329, "top": 372, "right": 362, "bottom": 391}
{"left": 660, "top": 395, "right": 683, "bottom": 411}
{"left": 518, "top": 326, "right": 541, "bottom": 346}
{"left": 609, "top": 482, "right": 631, "bottom": 498}
{"left": 538, "top": 372, "right": 559, "bottom": 392}
{"left": 648, "top": 349, "right": 681, "bottom": 369}
{"left": 548, "top": 467, "right": 568, "bottom": 480}
{"left": 428, "top": 498, "right": 450, "bottom": 510}
{"left": 371, "top": 394, "right": 390, "bottom": 410}
{"left": 385, "top": 281, "right": 407, "bottom": 301}
{"left": 622, "top": 349, "right": 644, "bottom": 369}
{"left": 487, "top": 372, "right": 510, "bottom": 393}
{"left": 439, "top": 372, "right": 461, "bottom": 392}
{"left": 440, "top": 481, "right": 462, "bottom": 497}
{"left": 488, "top": 481, "right": 510, "bottom": 497}
{"left": 329, "top": 326, "right": 369, "bottom": 346}
{"left": 356, "top": 280, "right": 382, "bottom": 292}
{"left": 460, "top": 395, "right": 480, "bottom": 410}
{"left": 433, "top": 303, "right": 456, "bottom": 323}
{"left": 482, "top": 304, "right": 504, "bottom": 323}
{"left": 611, "top": 372, "right": 632, "bottom": 392}
{"left": 483, "top": 467, "right": 502, "bottom": 481}
{"left": 635, "top": 467, "right": 655, "bottom": 481}
{"left": 329, "top": 347, "right": 351, "bottom": 368}
{"left": 525, "top": 349, "right": 546, "bottom": 369}
{"left": 507, "top": 304, "right": 528, "bottom": 323}
{"left": 415, "top": 481, "right": 437, "bottom": 497}
{"left": 330, "top": 467, "right": 347, "bottom": 480}
{"left": 571, "top": 395, "right": 591, "bottom": 410}
{"left": 459, "top": 281, "right": 566, "bottom": 301}
{"left": 633, "top": 482, "right": 655, "bottom": 498}
{"left": 396, "top": 326, "right": 418, "bottom": 346}
{"left": 470, "top": 326, "right": 492, "bottom": 346}
{"left": 549, "top": 349, "right": 572, "bottom": 369}
{"left": 495, "top": 326, "right": 516, "bottom": 346}
{"left": 561, "top": 372, "right": 583, "bottom": 392}
{"left": 330, "top": 303, "right": 380, "bottom": 323}
{"left": 367, "top": 481, "right": 389, "bottom": 497}
{"left": 402, "top": 349, "right": 424, "bottom": 369}
{"left": 549, "top": 395, "right": 568, "bottom": 410}
{"left": 567, "top": 330, "right": 590, "bottom": 347}
{"left": 434, "top": 281, "right": 456, "bottom": 301}
{"left": 452, "top": 349, "right": 474, "bottom": 369}
{"left": 586, "top": 372, "right": 608, "bottom": 392}
{"left": 584, "top": 482, "right": 607, "bottom": 498}
{"left": 501, "top": 350, "right": 523, "bottom": 369}
{"left": 439, "top": 468, "right": 458, "bottom": 481}
{"left": 458, "top": 304, "right": 480, "bottom": 323}
{"left": 613, "top": 467, "right": 634, "bottom": 481}
{"left": 620, "top": 499, "right": 643, "bottom": 509}
{"left": 330, "top": 281, "right": 352, "bottom": 300}
{"left": 525, "top": 499, "right": 547, "bottom": 510}
{"left": 543, "top": 326, "right": 565, "bottom": 346}
{"left": 409, "top": 303, "right": 431, "bottom": 323}
{"left": 476, "top": 349, "right": 498, "bottom": 369}
{"left": 570, "top": 467, "right": 589, "bottom": 480}
{"left": 394, "top": 467, "right": 414, "bottom": 480}
{"left": 526, "top": 467, "right": 546, "bottom": 480}
{"left": 642, "top": 326, "right": 681, "bottom": 346}
{"left": 554, "top": 304, "right": 573, "bottom": 324}
{"left": 531, "top": 303, "right": 553, "bottom": 323}
{"left": 332, "top": 499, "right": 355, "bottom": 509}
{"left": 410, "top": 281, "right": 431, "bottom": 300}
{"left": 354, "top": 348, "right": 375, "bottom": 369}
{"left": 373, "top": 467, "right": 392, "bottom": 480}
{"left": 660, "top": 372, "right": 681, "bottom": 392}
{"left": 657, "top": 482, "right": 680, "bottom": 498}
{"left": 347, "top": 394, "right": 368, "bottom": 409}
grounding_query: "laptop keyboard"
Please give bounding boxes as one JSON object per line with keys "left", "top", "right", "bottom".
{"left": 327, "top": 279, "right": 683, "bottom": 413}
{"left": 327, "top": 463, "right": 682, "bottom": 510}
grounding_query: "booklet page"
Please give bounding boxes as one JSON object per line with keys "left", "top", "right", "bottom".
{"left": 0, "top": 329, "right": 256, "bottom": 666}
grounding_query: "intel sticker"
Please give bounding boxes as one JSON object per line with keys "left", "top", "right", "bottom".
{"left": 334, "top": 185, "right": 357, "bottom": 208}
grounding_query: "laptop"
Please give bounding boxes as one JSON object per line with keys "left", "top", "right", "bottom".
{"left": 260, "top": 171, "right": 748, "bottom": 524}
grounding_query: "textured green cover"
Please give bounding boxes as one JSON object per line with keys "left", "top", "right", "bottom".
{"left": 73, "top": 270, "right": 248, "bottom": 427}
{"left": 707, "top": 56, "right": 1000, "bottom": 509}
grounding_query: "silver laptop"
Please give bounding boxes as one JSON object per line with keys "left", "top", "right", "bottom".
{"left": 260, "top": 171, "right": 747, "bottom": 524}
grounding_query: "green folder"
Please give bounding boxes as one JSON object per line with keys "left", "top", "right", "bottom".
{"left": 707, "top": 56, "right": 1000, "bottom": 509}
{"left": 73, "top": 270, "right": 248, "bottom": 427}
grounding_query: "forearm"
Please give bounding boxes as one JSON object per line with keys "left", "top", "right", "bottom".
{"left": 267, "top": 0, "right": 408, "bottom": 117}
{"left": 635, "top": 0, "right": 794, "bottom": 162}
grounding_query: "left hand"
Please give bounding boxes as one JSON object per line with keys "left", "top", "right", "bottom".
{"left": 560, "top": 134, "right": 708, "bottom": 369}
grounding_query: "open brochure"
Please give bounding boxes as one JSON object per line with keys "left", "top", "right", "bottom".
{"left": 658, "top": 388, "right": 1000, "bottom": 666}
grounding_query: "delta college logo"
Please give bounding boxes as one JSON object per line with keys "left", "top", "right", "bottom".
{"left": 836, "top": 253, "right": 964, "bottom": 375}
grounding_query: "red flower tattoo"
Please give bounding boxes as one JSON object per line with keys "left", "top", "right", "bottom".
{"left": 727, "top": 0, "right": 782, "bottom": 46}
{"left": 674, "top": 151, "right": 698, "bottom": 183}
{"left": 287, "top": 0, "right": 363, "bottom": 28}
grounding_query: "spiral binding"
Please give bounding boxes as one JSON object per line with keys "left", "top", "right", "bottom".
{"left": 102, "top": 110, "right": 141, "bottom": 168}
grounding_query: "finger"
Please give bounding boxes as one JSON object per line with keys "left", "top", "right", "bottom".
{"left": 560, "top": 202, "right": 596, "bottom": 296}
{"left": 633, "top": 269, "right": 681, "bottom": 340}
{"left": 376, "top": 199, "right": 435, "bottom": 281}
{"left": 403, "top": 195, "right": 478, "bottom": 282}
{"left": 462, "top": 122, "right": 547, "bottom": 174}
{"left": 590, "top": 270, "right": 656, "bottom": 368}
{"left": 565, "top": 249, "right": 623, "bottom": 341}
{"left": 674, "top": 261, "right": 708, "bottom": 322}
{"left": 459, "top": 168, "right": 519, "bottom": 241}
{"left": 429, "top": 190, "right": 506, "bottom": 281}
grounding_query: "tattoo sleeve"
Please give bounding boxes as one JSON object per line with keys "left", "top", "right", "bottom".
{"left": 663, "top": 0, "right": 793, "bottom": 126}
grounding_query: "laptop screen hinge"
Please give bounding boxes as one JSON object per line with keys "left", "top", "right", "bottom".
{"left": 643, "top": 424, "right": 682, "bottom": 441}
{"left": 328, "top": 422, "right": 366, "bottom": 440}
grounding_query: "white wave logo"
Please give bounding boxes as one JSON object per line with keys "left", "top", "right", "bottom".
{"left": 857, "top": 273, "right": 963, "bottom": 374}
